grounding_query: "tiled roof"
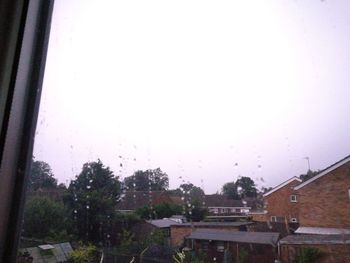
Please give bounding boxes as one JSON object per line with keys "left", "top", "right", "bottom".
{"left": 186, "top": 229, "right": 279, "bottom": 246}
{"left": 204, "top": 195, "right": 245, "bottom": 207}
{"left": 172, "top": 222, "right": 253, "bottom": 227}
{"left": 116, "top": 191, "right": 172, "bottom": 210}
{"left": 263, "top": 177, "right": 301, "bottom": 197}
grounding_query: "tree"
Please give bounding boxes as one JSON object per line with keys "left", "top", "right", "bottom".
{"left": 29, "top": 160, "right": 57, "bottom": 190}
{"left": 64, "top": 160, "right": 121, "bottom": 244}
{"left": 124, "top": 168, "right": 169, "bottom": 191}
{"left": 22, "top": 196, "right": 65, "bottom": 239}
{"left": 222, "top": 177, "right": 258, "bottom": 199}
{"left": 179, "top": 183, "right": 205, "bottom": 202}
{"left": 236, "top": 176, "right": 257, "bottom": 198}
{"left": 136, "top": 202, "right": 182, "bottom": 219}
{"left": 299, "top": 170, "right": 320, "bottom": 182}
{"left": 222, "top": 182, "right": 239, "bottom": 199}
{"left": 186, "top": 200, "right": 208, "bottom": 222}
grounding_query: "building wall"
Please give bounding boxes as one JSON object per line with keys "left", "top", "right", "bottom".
{"left": 297, "top": 162, "right": 350, "bottom": 228}
{"left": 264, "top": 179, "right": 300, "bottom": 223}
{"left": 249, "top": 213, "right": 267, "bottom": 222}
{"left": 280, "top": 244, "right": 350, "bottom": 263}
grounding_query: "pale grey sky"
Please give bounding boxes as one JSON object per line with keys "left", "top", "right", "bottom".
{"left": 34, "top": 0, "right": 350, "bottom": 193}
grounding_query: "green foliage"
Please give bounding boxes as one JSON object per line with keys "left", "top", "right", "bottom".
{"left": 222, "top": 176, "right": 257, "bottom": 199}
{"left": 118, "top": 229, "right": 135, "bottom": 253}
{"left": 29, "top": 160, "right": 57, "bottom": 190}
{"left": 299, "top": 170, "right": 320, "bottom": 182}
{"left": 186, "top": 200, "right": 208, "bottom": 222}
{"left": 68, "top": 244, "right": 98, "bottom": 263}
{"left": 236, "top": 177, "right": 257, "bottom": 198}
{"left": 22, "top": 196, "right": 65, "bottom": 239}
{"left": 295, "top": 247, "right": 321, "bottom": 263}
{"left": 222, "top": 182, "right": 239, "bottom": 199}
{"left": 124, "top": 168, "right": 169, "bottom": 191}
{"left": 136, "top": 202, "right": 182, "bottom": 219}
{"left": 64, "top": 160, "right": 121, "bottom": 244}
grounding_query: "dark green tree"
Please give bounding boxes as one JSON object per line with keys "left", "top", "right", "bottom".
{"left": 179, "top": 183, "right": 205, "bottom": 202}
{"left": 22, "top": 196, "right": 65, "bottom": 239}
{"left": 29, "top": 160, "right": 57, "bottom": 190}
{"left": 222, "top": 182, "right": 239, "bottom": 199}
{"left": 299, "top": 170, "right": 320, "bottom": 182}
{"left": 186, "top": 200, "right": 208, "bottom": 222}
{"left": 64, "top": 160, "right": 121, "bottom": 244}
{"left": 136, "top": 202, "right": 182, "bottom": 219}
{"left": 236, "top": 176, "right": 257, "bottom": 198}
{"left": 124, "top": 168, "right": 169, "bottom": 191}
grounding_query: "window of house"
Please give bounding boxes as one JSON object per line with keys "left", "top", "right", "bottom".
{"left": 290, "top": 195, "right": 297, "bottom": 202}
{"left": 271, "top": 216, "right": 277, "bottom": 222}
{"left": 348, "top": 189, "right": 350, "bottom": 201}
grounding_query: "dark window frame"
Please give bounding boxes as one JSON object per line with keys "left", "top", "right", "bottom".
{"left": 0, "top": 0, "right": 54, "bottom": 262}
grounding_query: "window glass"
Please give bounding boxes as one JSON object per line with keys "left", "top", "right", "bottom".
{"left": 18, "top": 1, "right": 350, "bottom": 262}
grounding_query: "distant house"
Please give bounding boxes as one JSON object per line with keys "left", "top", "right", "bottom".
{"left": 116, "top": 191, "right": 174, "bottom": 213}
{"left": 204, "top": 195, "right": 251, "bottom": 221}
{"left": 263, "top": 176, "right": 301, "bottom": 223}
{"left": 185, "top": 229, "right": 279, "bottom": 263}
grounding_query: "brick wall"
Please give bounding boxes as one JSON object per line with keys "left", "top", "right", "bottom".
{"left": 280, "top": 244, "right": 350, "bottom": 263}
{"left": 264, "top": 179, "right": 300, "bottom": 222}
{"left": 298, "top": 162, "right": 350, "bottom": 228}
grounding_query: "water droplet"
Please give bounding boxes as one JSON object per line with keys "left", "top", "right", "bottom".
{"left": 74, "top": 210, "right": 77, "bottom": 213}
{"left": 234, "top": 162, "right": 238, "bottom": 166}
{"left": 86, "top": 205, "right": 90, "bottom": 209}
{"left": 87, "top": 185, "right": 91, "bottom": 189}
{"left": 120, "top": 163, "right": 123, "bottom": 167}
{"left": 89, "top": 179, "right": 93, "bottom": 183}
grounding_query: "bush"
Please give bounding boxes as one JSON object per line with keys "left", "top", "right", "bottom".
{"left": 69, "top": 244, "right": 98, "bottom": 263}
{"left": 295, "top": 247, "right": 320, "bottom": 263}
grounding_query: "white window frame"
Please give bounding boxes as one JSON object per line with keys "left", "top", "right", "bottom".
{"left": 270, "top": 216, "right": 277, "bottom": 222}
{"left": 348, "top": 189, "right": 350, "bottom": 201}
{"left": 290, "top": 195, "right": 297, "bottom": 202}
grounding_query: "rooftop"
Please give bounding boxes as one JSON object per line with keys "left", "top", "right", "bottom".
{"left": 295, "top": 226, "right": 350, "bottom": 235}
{"left": 147, "top": 218, "right": 181, "bottom": 228}
{"left": 294, "top": 154, "right": 350, "bottom": 190}
{"left": 186, "top": 229, "right": 280, "bottom": 246}
{"left": 280, "top": 234, "right": 350, "bottom": 245}
{"left": 172, "top": 221, "right": 253, "bottom": 227}
{"left": 204, "top": 194, "right": 248, "bottom": 207}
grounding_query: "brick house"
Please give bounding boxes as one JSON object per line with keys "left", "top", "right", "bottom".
{"left": 263, "top": 176, "right": 301, "bottom": 223}
{"left": 294, "top": 155, "right": 350, "bottom": 229}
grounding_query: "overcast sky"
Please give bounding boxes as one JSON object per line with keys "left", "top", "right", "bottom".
{"left": 33, "top": 0, "right": 350, "bottom": 194}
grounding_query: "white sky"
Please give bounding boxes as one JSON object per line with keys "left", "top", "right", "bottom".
{"left": 34, "top": 0, "right": 350, "bottom": 193}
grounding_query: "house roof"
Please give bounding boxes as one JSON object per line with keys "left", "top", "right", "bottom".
{"left": 116, "top": 191, "right": 172, "bottom": 210}
{"left": 186, "top": 229, "right": 279, "bottom": 246}
{"left": 295, "top": 226, "right": 350, "bottom": 235}
{"left": 279, "top": 234, "right": 350, "bottom": 245}
{"left": 263, "top": 177, "right": 301, "bottom": 197}
{"left": 147, "top": 218, "right": 181, "bottom": 228}
{"left": 204, "top": 195, "right": 246, "bottom": 207}
{"left": 294, "top": 155, "right": 350, "bottom": 190}
{"left": 174, "top": 222, "right": 253, "bottom": 227}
